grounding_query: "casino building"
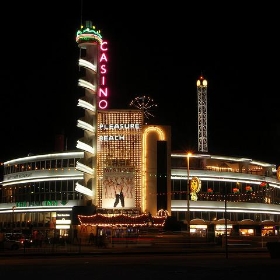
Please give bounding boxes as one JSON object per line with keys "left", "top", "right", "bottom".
{"left": 1, "top": 150, "right": 280, "bottom": 240}
{"left": 0, "top": 21, "right": 280, "bottom": 242}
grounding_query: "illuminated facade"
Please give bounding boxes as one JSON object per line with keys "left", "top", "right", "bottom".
{"left": 0, "top": 21, "right": 172, "bottom": 240}
{"left": 0, "top": 122, "right": 171, "bottom": 239}
{"left": 142, "top": 125, "right": 171, "bottom": 215}
{"left": 97, "top": 110, "right": 143, "bottom": 210}
{"left": 1, "top": 151, "right": 280, "bottom": 239}
{"left": 1, "top": 21, "right": 280, "bottom": 242}
{"left": 171, "top": 153, "right": 280, "bottom": 237}
{"left": 73, "top": 21, "right": 172, "bottom": 217}
{"left": 0, "top": 152, "right": 84, "bottom": 237}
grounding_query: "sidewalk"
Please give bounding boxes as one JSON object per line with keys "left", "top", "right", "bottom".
{"left": 0, "top": 241, "right": 270, "bottom": 257}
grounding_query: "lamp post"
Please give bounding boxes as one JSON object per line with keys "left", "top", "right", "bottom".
{"left": 12, "top": 206, "right": 16, "bottom": 236}
{"left": 186, "top": 153, "right": 191, "bottom": 240}
{"left": 224, "top": 188, "right": 228, "bottom": 258}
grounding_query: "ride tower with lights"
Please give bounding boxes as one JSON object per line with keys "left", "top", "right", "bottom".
{"left": 197, "top": 75, "right": 208, "bottom": 153}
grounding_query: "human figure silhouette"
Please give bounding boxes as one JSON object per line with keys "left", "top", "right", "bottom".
{"left": 88, "top": 232, "right": 95, "bottom": 244}
{"left": 114, "top": 187, "right": 125, "bottom": 207}
{"left": 114, "top": 192, "right": 120, "bottom": 207}
{"left": 120, "top": 189, "right": 125, "bottom": 207}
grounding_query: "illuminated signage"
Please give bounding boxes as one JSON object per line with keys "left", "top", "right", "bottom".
{"left": 99, "top": 135, "right": 125, "bottom": 141}
{"left": 99, "top": 123, "right": 141, "bottom": 141}
{"left": 190, "top": 177, "right": 201, "bottom": 201}
{"left": 15, "top": 201, "right": 64, "bottom": 207}
{"left": 216, "top": 225, "right": 233, "bottom": 229}
{"left": 102, "top": 167, "right": 136, "bottom": 208}
{"left": 56, "top": 213, "right": 71, "bottom": 218}
{"left": 7, "top": 173, "right": 32, "bottom": 180}
{"left": 56, "top": 212, "right": 71, "bottom": 229}
{"left": 99, "top": 123, "right": 140, "bottom": 130}
{"left": 99, "top": 41, "right": 108, "bottom": 109}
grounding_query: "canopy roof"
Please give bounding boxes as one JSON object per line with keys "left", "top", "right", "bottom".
{"left": 78, "top": 213, "right": 167, "bottom": 227}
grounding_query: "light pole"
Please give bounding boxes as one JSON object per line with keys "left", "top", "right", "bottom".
{"left": 224, "top": 188, "right": 228, "bottom": 258}
{"left": 12, "top": 206, "right": 16, "bottom": 236}
{"left": 186, "top": 153, "right": 192, "bottom": 240}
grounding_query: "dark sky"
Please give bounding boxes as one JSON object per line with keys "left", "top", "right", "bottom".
{"left": 1, "top": 1, "right": 279, "bottom": 167}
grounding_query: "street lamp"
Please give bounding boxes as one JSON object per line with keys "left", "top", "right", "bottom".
{"left": 224, "top": 188, "right": 228, "bottom": 258}
{"left": 12, "top": 206, "right": 16, "bottom": 236}
{"left": 186, "top": 153, "right": 192, "bottom": 239}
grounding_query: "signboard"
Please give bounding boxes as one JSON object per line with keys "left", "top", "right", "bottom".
{"left": 102, "top": 167, "right": 135, "bottom": 208}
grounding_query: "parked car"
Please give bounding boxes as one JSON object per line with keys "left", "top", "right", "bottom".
{"left": 2, "top": 238, "right": 22, "bottom": 250}
{"left": 4, "top": 233, "right": 33, "bottom": 248}
{"left": 18, "top": 236, "right": 33, "bottom": 247}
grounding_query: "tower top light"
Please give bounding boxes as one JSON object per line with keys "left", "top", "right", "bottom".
{"left": 76, "top": 21, "right": 102, "bottom": 45}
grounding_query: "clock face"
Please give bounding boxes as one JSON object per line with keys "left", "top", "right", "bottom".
{"left": 277, "top": 166, "right": 280, "bottom": 180}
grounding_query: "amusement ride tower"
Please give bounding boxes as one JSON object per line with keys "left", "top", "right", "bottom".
{"left": 196, "top": 75, "right": 208, "bottom": 153}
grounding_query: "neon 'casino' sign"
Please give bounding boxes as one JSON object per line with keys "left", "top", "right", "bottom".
{"left": 99, "top": 41, "right": 108, "bottom": 109}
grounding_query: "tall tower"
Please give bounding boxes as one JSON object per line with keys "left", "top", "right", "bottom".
{"left": 197, "top": 75, "right": 208, "bottom": 153}
{"left": 74, "top": 21, "right": 102, "bottom": 203}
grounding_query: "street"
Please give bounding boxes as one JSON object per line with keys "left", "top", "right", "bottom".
{"left": 0, "top": 251, "right": 278, "bottom": 279}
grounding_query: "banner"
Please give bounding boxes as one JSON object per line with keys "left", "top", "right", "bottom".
{"left": 102, "top": 167, "right": 135, "bottom": 208}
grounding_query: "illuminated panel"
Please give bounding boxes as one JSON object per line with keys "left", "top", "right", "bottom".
{"left": 3, "top": 175, "right": 83, "bottom": 186}
{"left": 75, "top": 182, "right": 94, "bottom": 196}
{"left": 79, "top": 59, "right": 97, "bottom": 73}
{"left": 76, "top": 140, "right": 95, "bottom": 154}
{"left": 102, "top": 167, "right": 135, "bottom": 208}
{"left": 4, "top": 152, "right": 84, "bottom": 165}
{"left": 76, "top": 161, "right": 94, "bottom": 175}
{"left": 77, "top": 99, "right": 96, "bottom": 112}
{"left": 97, "top": 110, "right": 143, "bottom": 209}
{"left": 56, "top": 212, "right": 71, "bottom": 226}
{"left": 77, "top": 120, "right": 95, "bottom": 133}
{"left": 78, "top": 79, "right": 96, "bottom": 93}
{"left": 56, "top": 225, "right": 70, "bottom": 229}
{"left": 142, "top": 127, "right": 166, "bottom": 212}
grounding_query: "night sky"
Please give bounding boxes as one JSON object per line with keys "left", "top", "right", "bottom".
{"left": 1, "top": 1, "right": 279, "bottom": 167}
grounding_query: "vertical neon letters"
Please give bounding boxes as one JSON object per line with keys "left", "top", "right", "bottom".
{"left": 99, "top": 41, "right": 108, "bottom": 109}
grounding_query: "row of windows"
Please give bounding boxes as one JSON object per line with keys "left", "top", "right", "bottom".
{"left": 1, "top": 179, "right": 278, "bottom": 204}
{"left": 171, "top": 179, "right": 280, "bottom": 204}
{"left": 1, "top": 211, "right": 277, "bottom": 232}
{"left": 0, "top": 211, "right": 56, "bottom": 226}
{"left": 170, "top": 157, "right": 269, "bottom": 176}
{"left": 1, "top": 192, "right": 81, "bottom": 204}
{"left": 0, "top": 180, "right": 83, "bottom": 203}
{"left": 173, "top": 210, "right": 279, "bottom": 223}
{"left": 3, "top": 158, "right": 81, "bottom": 175}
